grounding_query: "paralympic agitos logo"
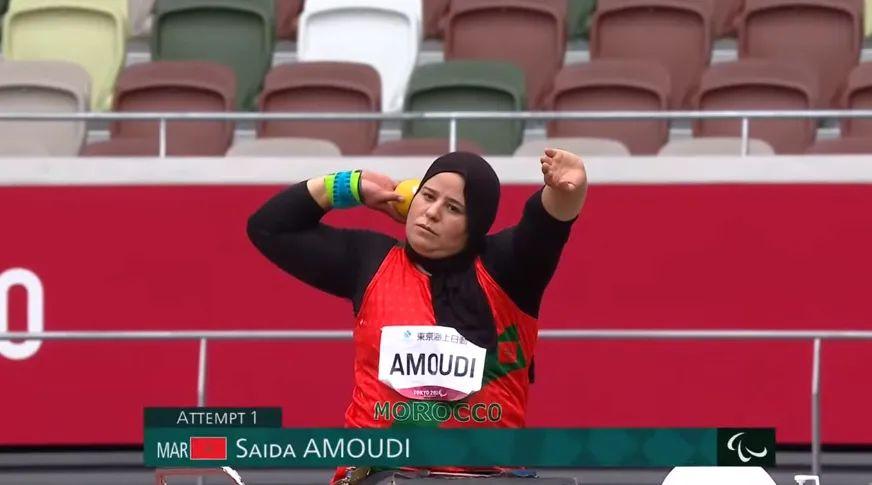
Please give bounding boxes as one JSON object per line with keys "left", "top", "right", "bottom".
{"left": 716, "top": 428, "right": 776, "bottom": 466}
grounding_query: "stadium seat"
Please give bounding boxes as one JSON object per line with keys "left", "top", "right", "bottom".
{"left": 532, "top": 0, "right": 569, "bottom": 47}
{"left": 423, "top": 0, "right": 450, "bottom": 38}
{"left": 275, "top": 0, "right": 303, "bottom": 40}
{"left": 151, "top": 0, "right": 275, "bottom": 110}
{"left": 514, "top": 137, "right": 631, "bottom": 156}
{"left": 590, "top": 0, "right": 713, "bottom": 108}
{"left": 0, "top": 61, "right": 89, "bottom": 156}
{"left": 442, "top": 0, "right": 589, "bottom": 39}
{"left": 737, "top": 0, "right": 861, "bottom": 107}
{"left": 444, "top": 0, "right": 565, "bottom": 109}
{"left": 2, "top": 0, "right": 127, "bottom": 111}
{"left": 545, "top": 60, "right": 671, "bottom": 155}
{"left": 867, "top": 0, "right": 872, "bottom": 37}
{"left": 662, "top": 467, "right": 777, "bottom": 485}
{"left": 402, "top": 60, "right": 526, "bottom": 155}
{"left": 109, "top": 61, "right": 237, "bottom": 156}
{"left": 81, "top": 138, "right": 159, "bottom": 157}
{"left": 226, "top": 138, "right": 342, "bottom": 157}
{"left": 371, "top": 138, "right": 485, "bottom": 155}
{"left": 840, "top": 62, "right": 872, "bottom": 137}
{"left": 0, "top": 0, "right": 9, "bottom": 38}
{"left": 0, "top": 140, "right": 50, "bottom": 156}
{"left": 806, "top": 136, "right": 872, "bottom": 154}
{"left": 298, "top": 0, "right": 421, "bottom": 112}
{"left": 692, "top": 59, "right": 819, "bottom": 154}
{"left": 257, "top": 62, "right": 381, "bottom": 155}
{"left": 712, "top": 0, "right": 743, "bottom": 37}
{"left": 566, "top": 0, "right": 597, "bottom": 38}
{"left": 128, "top": 0, "right": 155, "bottom": 37}
{"left": 658, "top": 137, "right": 776, "bottom": 156}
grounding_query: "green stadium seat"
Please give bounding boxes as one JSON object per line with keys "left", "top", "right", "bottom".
{"left": 567, "top": 0, "right": 596, "bottom": 38}
{"left": 151, "top": 0, "right": 275, "bottom": 110}
{"left": 2, "top": 0, "right": 127, "bottom": 111}
{"left": 402, "top": 60, "right": 526, "bottom": 155}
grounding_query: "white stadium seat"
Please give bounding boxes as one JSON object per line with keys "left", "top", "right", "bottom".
{"left": 298, "top": 0, "right": 422, "bottom": 112}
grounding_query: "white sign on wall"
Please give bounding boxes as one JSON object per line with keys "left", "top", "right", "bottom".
{"left": 0, "top": 268, "right": 44, "bottom": 360}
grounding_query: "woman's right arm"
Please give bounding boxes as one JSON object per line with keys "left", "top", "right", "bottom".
{"left": 246, "top": 175, "right": 400, "bottom": 300}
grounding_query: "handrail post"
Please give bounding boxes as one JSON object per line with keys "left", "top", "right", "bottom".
{"left": 740, "top": 117, "right": 749, "bottom": 156}
{"left": 159, "top": 118, "right": 167, "bottom": 158}
{"left": 197, "top": 338, "right": 207, "bottom": 407}
{"left": 811, "top": 338, "right": 822, "bottom": 476}
{"left": 195, "top": 338, "right": 207, "bottom": 485}
{"left": 449, "top": 116, "right": 458, "bottom": 152}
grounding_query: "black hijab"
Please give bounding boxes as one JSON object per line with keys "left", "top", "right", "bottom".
{"left": 404, "top": 152, "right": 501, "bottom": 350}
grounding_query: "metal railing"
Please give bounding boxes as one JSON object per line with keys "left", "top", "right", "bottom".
{"left": 5, "top": 329, "right": 872, "bottom": 475}
{"left": 4, "top": 109, "right": 872, "bottom": 157}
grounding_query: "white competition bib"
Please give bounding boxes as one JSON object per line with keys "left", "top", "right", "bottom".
{"left": 378, "top": 325, "right": 487, "bottom": 401}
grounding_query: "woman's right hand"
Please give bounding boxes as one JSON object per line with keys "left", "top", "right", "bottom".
{"left": 359, "top": 171, "right": 406, "bottom": 223}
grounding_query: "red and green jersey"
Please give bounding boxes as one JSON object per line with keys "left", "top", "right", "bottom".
{"left": 346, "top": 247, "right": 538, "bottom": 429}
{"left": 331, "top": 247, "right": 539, "bottom": 482}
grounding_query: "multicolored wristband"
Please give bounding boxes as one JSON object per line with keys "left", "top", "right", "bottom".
{"left": 324, "top": 170, "right": 363, "bottom": 209}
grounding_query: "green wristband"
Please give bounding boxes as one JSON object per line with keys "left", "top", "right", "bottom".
{"left": 324, "top": 173, "right": 336, "bottom": 205}
{"left": 350, "top": 170, "right": 362, "bottom": 204}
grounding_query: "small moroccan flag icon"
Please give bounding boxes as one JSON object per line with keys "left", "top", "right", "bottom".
{"left": 190, "top": 437, "right": 227, "bottom": 460}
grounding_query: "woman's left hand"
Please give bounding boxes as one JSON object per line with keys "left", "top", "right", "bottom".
{"left": 540, "top": 148, "right": 588, "bottom": 192}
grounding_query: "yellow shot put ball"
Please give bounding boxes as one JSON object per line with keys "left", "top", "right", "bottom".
{"left": 392, "top": 178, "right": 421, "bottom": 218}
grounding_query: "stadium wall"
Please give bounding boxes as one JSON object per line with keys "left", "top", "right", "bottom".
{"left": 1, "top": 156, "right": 871, "bottom": 446}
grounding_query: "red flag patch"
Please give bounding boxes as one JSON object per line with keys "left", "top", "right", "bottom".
{"left": 190, "top": 436, "right": 227, "bottom": 460}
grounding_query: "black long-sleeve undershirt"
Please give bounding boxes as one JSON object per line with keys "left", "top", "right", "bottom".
{"left": 247, "top": 182, "right": 575, "bottom": 318}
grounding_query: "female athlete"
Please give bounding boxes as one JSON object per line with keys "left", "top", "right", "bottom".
{"left": 247, "top": 149, "right": 587, "bottom": 483}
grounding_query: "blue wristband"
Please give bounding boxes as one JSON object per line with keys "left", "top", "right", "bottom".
{"left": 332, "top": 170, "right": 359, "bottom": 209}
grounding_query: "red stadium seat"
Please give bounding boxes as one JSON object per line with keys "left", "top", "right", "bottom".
{"left": 692, "top": 59, "right": 819, "bottom": 154}
{"left": 81, "top": 138, "right": 159, "bottom": 157}
{"left": 712, "top": 0, "right": 743, "bottom": 37}
{"left": 371, "top": 138, "right": 485, "bottom": 156}
{"left": 806, "top": 136, "right": 872, "bottom": 154}
{"left": 590, "top": 0, "right": 713, "bottom": 108}
{"left": 840, "top": 62, "right": 872, "bottom": 137}
{"left": 108, "top": 61, "right": 236, "bottom": 157}
{"left": 737, "top": 0, "right": 861, "bottom": 107}
{"left": 424, "top": 0, "right": 451, "bottom": 38}
{"left": 257, "top": 62, "right": 381, "bottom": 155}
{"left": 275, "top": 0, "right": 304, "bottom": 40}
{"left": 546, "top": 60, "right": 671, "bottom": 155}
{"left": 226, "top": 137, "right": 342, "bottom": 157}
{"left": 444, "top": 0, "right": 566, "bottom": 108}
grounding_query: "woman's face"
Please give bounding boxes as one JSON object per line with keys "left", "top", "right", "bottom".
{"left": 405, "top": 172, "right": 468, "bottom": 259}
